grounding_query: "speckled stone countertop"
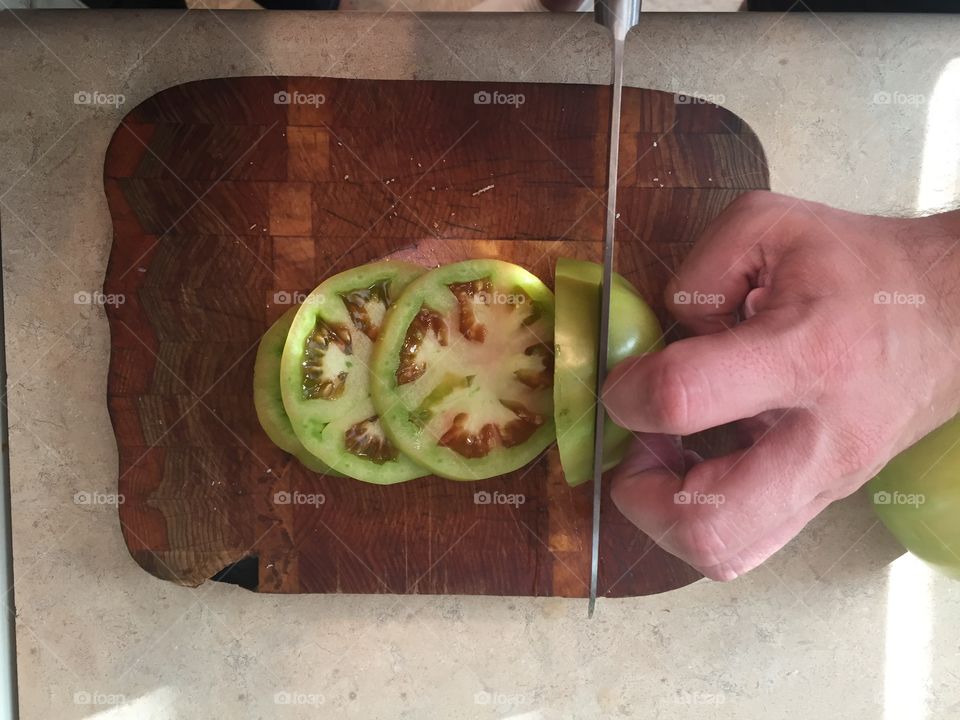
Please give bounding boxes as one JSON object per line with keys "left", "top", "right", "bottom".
{"left": 2, "top": 10, "right": 959, "bottom": 719}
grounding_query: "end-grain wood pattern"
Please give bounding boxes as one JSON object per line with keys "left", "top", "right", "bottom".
{"left": 103, "top": 77, "right": 768, "bottom": 597}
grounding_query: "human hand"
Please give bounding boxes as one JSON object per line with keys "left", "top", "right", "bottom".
{"left": 603, "top": 190, "right": 960, "bottom": 580}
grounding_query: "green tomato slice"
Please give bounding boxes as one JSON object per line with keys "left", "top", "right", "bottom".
{"left": 253, "top": 308, "right": 341, "bottom": 475}
{"left": 370, "top": 259, "right": 556, "bottom": 481}
{"left": 869, "top": 415, "right": 960, "bottom": 579}
{"left": 280, "top": 260, "right": 429, "bottom": 484}
{"left": 553, "top": 258, "right": 664, "bottom": 487}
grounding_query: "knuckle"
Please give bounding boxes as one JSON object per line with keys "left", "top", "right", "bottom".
{"left": 826, "top": 426, "right": 890, "bottom": 486}
{"left": 836, "top": 439, "right": 877, "bottom": 478}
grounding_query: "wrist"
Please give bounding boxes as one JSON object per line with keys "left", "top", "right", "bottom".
{"left": 905, "top": 210, "right": 960, "bottom": 420}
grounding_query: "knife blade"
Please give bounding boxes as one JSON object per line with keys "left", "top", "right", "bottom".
{"left": 589, "top": 0, "right": 642, "bottom": 618}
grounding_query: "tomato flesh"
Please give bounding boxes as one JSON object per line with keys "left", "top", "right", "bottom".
{"left": 553, "top": 258, "right": 664, "bottom": 486}
{"left": 371, "top": 259, "right": 556, "bottom": 480}
{"left": 280, "top": 260, "right": 428, "bottom": 484}
{"left": 301, "top": 319, "right": 352, "bottom": 400}
{"left": 253, "top": 308, "right": 342, "bottom": 475}
{"left": 340, "top": 279, "right": 390, "bottom": 341}
{"left": 344, "top": 415, "right": 400, "bottom": 463}
{"left": 397, "top": 309, "right": 449, "bottom": 385}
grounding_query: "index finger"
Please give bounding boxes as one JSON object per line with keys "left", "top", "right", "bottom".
{"left": 667, "top": 191, "right": 799, "bottom": 333}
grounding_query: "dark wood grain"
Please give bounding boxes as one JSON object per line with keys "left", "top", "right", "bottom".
{"left": 102, "top": 77, "right": 769, "bottom": 597}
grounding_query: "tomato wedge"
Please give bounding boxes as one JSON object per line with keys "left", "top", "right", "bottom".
{"left": 553, "top": 258, "right": 663, "bottom": 486}
{"left": 253, "top": 308, "right": 341, "bottom": 475}
{"left": 280, "top": 261, "right": 428, "bottom": 483}
{"left": 370, "top": 259, "right": 556, "bottom": 480}
{"left": 869, "top": 415, "right": 960, "bottom": 579}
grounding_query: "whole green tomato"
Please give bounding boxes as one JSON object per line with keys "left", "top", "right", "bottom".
{"left": 869, "top": 414, "right": 960, "bottom": 579}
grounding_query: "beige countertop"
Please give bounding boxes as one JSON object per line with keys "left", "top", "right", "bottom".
{"left": 2, "top": 10, "right": 960, "bottom": 720}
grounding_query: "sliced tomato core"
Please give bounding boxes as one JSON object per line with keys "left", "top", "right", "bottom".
{"left": 409, "top": 373, "right": 473, "bottom": 428}
{"left": 397, "top": 308, "right": 449, "bottom": 385}
{"left": 396, "top": 276, "right": 553, "bottom": 460}
{"left": 344, "top": 416, "right": 400, "bottom": 464}
{"left": 339, "top": 279, "right": 391, "bottom": 341}
{"left": 301, "top": 319, "right": 352, "bottom": 400}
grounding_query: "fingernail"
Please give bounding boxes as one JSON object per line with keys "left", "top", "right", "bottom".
{"left": 683, "top": 449, "right": 704, "bottom": 470}
{"left": 743, "top": 287, "right": 767, "bottom": 319}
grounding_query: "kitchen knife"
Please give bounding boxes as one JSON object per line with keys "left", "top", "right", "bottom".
{"left": 589, "top": 0, "right": 642, "bottom": 618}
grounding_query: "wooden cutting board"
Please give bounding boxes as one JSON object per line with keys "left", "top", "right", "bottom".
{"left": 102, "top": 77, "right": 768, "bottom": 597}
